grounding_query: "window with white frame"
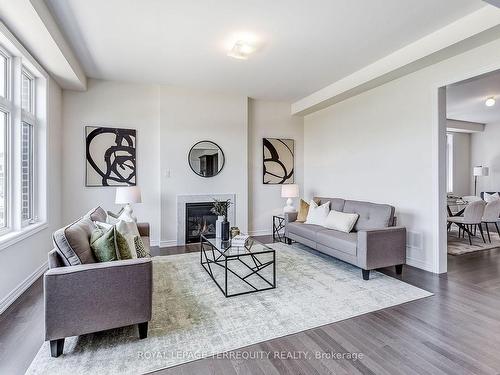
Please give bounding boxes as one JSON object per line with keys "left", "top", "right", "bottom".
{"left": 0, "top": 36, "right": 45, "bottom": 239}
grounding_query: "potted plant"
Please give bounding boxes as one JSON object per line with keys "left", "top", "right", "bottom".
{"left": 211, "top": 198, "right": 232, "bottom": 240}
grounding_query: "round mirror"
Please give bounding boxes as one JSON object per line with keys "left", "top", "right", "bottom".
{"left": 188, "top": 141, "right": 225, "bottom": 177}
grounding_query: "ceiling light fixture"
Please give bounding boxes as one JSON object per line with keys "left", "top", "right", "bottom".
{"left": 227, "top": 40, "right": 256, "bottom": 60}
{"left": 485, "top": 97, "right": 496, "bottom": 107}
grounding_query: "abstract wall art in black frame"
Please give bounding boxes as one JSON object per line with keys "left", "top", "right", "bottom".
{"left": 263, "top": 138, "right": 294, "bottom": 184}
{"left": 85, "top": 126, "right": 137, "bottom": 187}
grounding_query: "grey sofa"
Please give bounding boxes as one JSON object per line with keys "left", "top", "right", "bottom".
{"left": 285, "top": 197, "right": 406, "bottom": 280}
{"left": 44, "top": 206, "right": 153, "bottom": 357}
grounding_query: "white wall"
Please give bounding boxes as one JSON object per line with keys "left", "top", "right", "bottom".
{"left": 248, "top": 99, "right": 304, "bottom": 235}
{"left": 449, "top": 132, "right": 471, "bottom": 196}
{"left": 304, "top": 37, "right": 500, "bottom": 273}
{"left": 471, "top": 122, "right": 500, "bottom": 194}
{"left": 159, "top": 87, "right": 248, "bottom": 245}
{"left": 0, "top": 77, "right": 62, "bottom": 309}
{"left": 61, "top": 79, "right": 161, "bottom": 242}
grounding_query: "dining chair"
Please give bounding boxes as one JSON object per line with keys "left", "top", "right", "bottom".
{"left": 481, "top": 200, "right": 500, "bottom": 243}
{"left": 448, "top": 200, "right": 486, "bottom": 245}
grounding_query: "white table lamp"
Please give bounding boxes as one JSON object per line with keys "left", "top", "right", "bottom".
{"left": 473, "top": 166, "right": 489, "bottom": 196}
{"left": 115, "top": 186, "right": 142, "bottom": 221}
{"left": 281, "top": 184, "right": 299, "bottom": 214}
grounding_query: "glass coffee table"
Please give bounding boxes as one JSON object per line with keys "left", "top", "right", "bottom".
{"left": 200, "top": 234, "right": 276, "bottom": 297}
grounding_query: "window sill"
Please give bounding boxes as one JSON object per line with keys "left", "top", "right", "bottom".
{"left": 0, "top": 222, "right": 49, "bottom": 252}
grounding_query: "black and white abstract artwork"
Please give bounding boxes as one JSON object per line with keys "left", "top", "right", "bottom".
{"left": 263, "top": 138, "right": 294, "bottom": 184}
{"left": 85, "top": 126, "right": 136, "bottom": 187}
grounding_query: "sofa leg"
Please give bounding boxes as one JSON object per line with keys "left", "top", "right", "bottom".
{"left": 395, "top": 264, "right": 403, "bottom": 275}
{"left": 286, "top": 238, "right": 292, "bottom": 245}
{"left": 50, "top": 338, "right": 64, "bottom": 357}
{"left": 138, "top": 322, "right": 148, "bottom": 339}
{"left": 362, "top": 269, "right": 370, "bottom": 280}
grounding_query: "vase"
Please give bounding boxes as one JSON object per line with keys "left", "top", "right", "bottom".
{"left": 221, "top": 221, "right": 230, "bottom": 241}
{"left": 215, "top": 216, "right": 224, "bottom": 238}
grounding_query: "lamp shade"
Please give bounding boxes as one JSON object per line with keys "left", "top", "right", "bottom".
{"left": 473, "top": 166, "right": 489, "bottom": 177}
{"left": 115, "top": 186, "right": 142, "bottom": 204}
{"left": 281, "top": 184, "right": 299, "bottom": 198}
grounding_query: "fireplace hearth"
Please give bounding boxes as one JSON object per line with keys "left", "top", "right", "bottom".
{"left": 185, "top": 202, "right": 217, "bottom": 244}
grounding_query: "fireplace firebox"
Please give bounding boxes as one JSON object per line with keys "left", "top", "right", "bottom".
{"left": 185, "top": 202, "right": 217, "bottom": 243}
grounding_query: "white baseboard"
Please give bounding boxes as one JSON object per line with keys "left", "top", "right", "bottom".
{"left": 248, "top": 229, "right": 273, "bottom": 236}
{"left": 0, "top": 261, "right": 48, "bottom": 315}
{"left": 159, "top": 240, "right": 177, "bottom": 248}
{"left": 406, "top": 256, "right": 434, "bottom": 273}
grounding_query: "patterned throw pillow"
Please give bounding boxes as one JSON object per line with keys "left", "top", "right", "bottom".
{"left": 90, "top": 228, "right": 118, "bottom": 263}
{"left": 134, "top": 236, "right": 150, "bottom": 258}
{"left": 115, "top": 230, "right": 133, "bottom": 260}
{"left": 116, "top": 220, "right": 140, "bottom": 258}
{"left": 90, "top": 227, "right": 133, "bottom": 262}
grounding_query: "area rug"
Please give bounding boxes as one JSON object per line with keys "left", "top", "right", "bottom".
{"left": 27, "top": 242, "right": 432, "bottom": 375}
{"left": 448, "top": 229, "right": 500, "bottom": 255}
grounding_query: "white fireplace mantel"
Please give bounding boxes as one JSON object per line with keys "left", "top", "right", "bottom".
{"left": 176, "top": 194, "right": 236, "bottom": 245}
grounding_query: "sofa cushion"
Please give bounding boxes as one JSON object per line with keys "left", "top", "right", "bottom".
{"left": 315, "top": 197, "right": 345, "bottom": 212}
{"left": 316, "top": 229, "right": 358, "bottom": 256}
{"left": 286, "top": 222, "right": 325, "bottom": 240}
{"left": 85, "top": 206, "right": 107, "bottom": 222}
{"left": 343, "top": 200, "right": 394, "bottom": 231}
{"left": 53, "top": 217, "right": 97, "bottom": 266}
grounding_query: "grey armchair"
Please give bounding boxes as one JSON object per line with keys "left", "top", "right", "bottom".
{"left": 44, "top": 207, "right": 153, "bottom": 357}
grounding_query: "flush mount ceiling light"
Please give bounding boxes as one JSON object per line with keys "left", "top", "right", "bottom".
{"left": 485, "top": 97, "right": 496, "bottom": 107}
{"left": 227, "top": 40, "right": 256, "bottom": 60}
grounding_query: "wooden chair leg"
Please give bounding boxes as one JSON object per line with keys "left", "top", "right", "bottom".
{"left": 495, "top": 222, "right": 500, "bottom": 237}
{"left": 478, "top": 224, "right": 486, "bottom": 243}
{"left": 485, "top": 223, "right": 491, "bottom": 243}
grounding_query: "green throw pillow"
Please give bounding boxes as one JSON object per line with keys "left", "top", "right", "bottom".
{"left": 90, "top": 228, "right": 118, "bottom": 262}
{"left": 115, "top": 230, "right": 133, "bottom": 260}
{"left": 134, "top": 236, "right": 150, "bottom": 258}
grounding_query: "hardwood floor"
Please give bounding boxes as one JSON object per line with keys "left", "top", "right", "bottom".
{"left": 2, "top": 237, "right": 500, "bottom": 374}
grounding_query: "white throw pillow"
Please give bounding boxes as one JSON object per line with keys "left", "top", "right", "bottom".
{"left": 94, "top": 221, "right": 113, "bottom": 231}
{"left": 305, "top": 200, "right": 330, "bottom": 226}
{"left": 106, "top": 209, "right": 136, "bottom": 224}
{"left": 483, "top": 192, "right": 500, "bottom": 203}
{"left": 324, "top": 210, "right": 359, "bottom": 233}
{"left": 115, "top": 220, "right": 140, "bottom": 258}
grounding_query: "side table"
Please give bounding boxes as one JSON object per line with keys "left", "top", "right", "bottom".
{"left": 273, "top": 215, "right": 286, "bottom": 243}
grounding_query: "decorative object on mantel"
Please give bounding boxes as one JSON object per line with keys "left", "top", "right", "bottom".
{"left": 230, "top": 226, "right": 240, "bottom": 238}
{"left": 281, "top": 184, "right": 299, "bottom": 213}
{"left": 263, "top": 138, "right": 294, "bottom": 184}
{"left": 115, "top": 186, "right": 142, "bottom": 222}
{"left": 85, "top": 126, "right": 137, "bottom": 187}
{"left": 188, "top": 140, "right": 225, "bottom": 178}
{"left": 211, "top": 198, "right": 232, "bottom": 239}
{"left": 473, "top": 166, "right": 489, "bottom": 196}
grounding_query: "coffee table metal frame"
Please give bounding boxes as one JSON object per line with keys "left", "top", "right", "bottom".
{"left": 200, "top": 234, "right": 276, "bottom": 297}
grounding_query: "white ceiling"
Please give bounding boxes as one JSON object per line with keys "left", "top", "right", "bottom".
{"left": 45, "top": 0, "right": 485, "bottom": 101}
{"left": 447, "top": 69, "right": 500, "bottom": 124}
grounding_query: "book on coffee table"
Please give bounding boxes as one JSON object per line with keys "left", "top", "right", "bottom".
{"left": 231, "top": 234, "right": 249, "bottom": 247}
